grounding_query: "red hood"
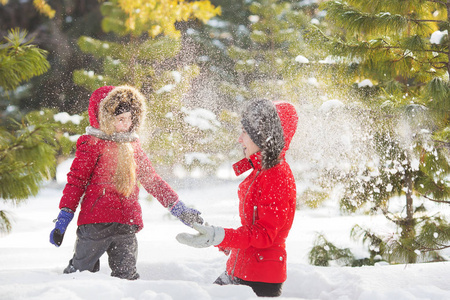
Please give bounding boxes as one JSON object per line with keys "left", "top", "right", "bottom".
{"left": 275, "top": 101, "right": 298, "bottom": 157}
{"left": 88, "top": 86, "right": 116, "bottom": 129}
{"left": 233, "top": 101, "right": 298, "bottom": 176}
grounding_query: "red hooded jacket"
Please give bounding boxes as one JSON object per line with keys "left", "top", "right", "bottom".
{"left": 217, "top": 102, "right": 298, "bottom": 283}
{"left": 59, "top": 86, "right": 179, "bottom": 231}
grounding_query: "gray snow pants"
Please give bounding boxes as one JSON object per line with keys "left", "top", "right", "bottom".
{"left": 64, "top": 223, "right": 140, "bottom": 280}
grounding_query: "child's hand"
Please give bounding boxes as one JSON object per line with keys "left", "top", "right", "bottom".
{"left": 170, "top": 201, "right": 203, "bottom": 227}
{"left": 49, "top": 208, "right": 74, "bottom": 247}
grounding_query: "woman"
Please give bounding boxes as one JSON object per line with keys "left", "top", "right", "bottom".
{"left": 49, "top": 85, "right": 202, "bottom": 280}
{"left": 176, "top": 99, "right": 298, "bottom": 297}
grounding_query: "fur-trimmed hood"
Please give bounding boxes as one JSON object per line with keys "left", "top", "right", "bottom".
{"left": 87, "top": 86, "right": 146, "bottom": 135}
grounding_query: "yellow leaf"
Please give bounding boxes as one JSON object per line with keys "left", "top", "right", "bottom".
{"left": 114, "top": 0, "right": 220, "bottom": 38}
{"left": 33, "top": 0, "right": 55, "bottom": 19}
{"left": 150, "top": 25, "right": 162, "bottom": 37}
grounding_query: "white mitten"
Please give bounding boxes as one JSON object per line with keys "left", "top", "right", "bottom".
{"left": 176, "top": 223, "right": 225, "bottom": 248}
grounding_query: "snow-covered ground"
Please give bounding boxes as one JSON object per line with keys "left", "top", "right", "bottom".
{"left": 1, "top": 168, "right": 450, "bottom": 300}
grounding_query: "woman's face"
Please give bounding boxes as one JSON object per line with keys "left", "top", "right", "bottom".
{"left": 114, "top": 111, "right": 132, "bottom": 133}
{"left": 238, "top": 128, "right": 260, "bottom": 159}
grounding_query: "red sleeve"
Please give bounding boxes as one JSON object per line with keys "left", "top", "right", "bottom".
{"left": 135, "top": 142, "right": 179, "bottom": 208}
{"left": 59, "top": 135, "right": 100, "bottom": 211}
{"left": 218, "top": 170, "right": 290, "bottom": 249}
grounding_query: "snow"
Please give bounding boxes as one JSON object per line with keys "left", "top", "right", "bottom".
{"left": 357, "top": 79, "right": 373, "bottom": 88}
{"left": 184, "top": 152, "right": 213, "bottom": 165}
{"left": 307, "top": 77, "right": 319, "bottom": 87}
{"left": 319, "top": 99, "right": 344, "bottom": 112}
{"left": 318, "top": 56, "right": 336, "bottom": 64}
{"left": 295, "top": 55, "right": 309, "bottom": 64}
{"left": 183, "top": 108, "right": 220, "bottom": 131}
{"left": 430, "top": 30, "right": 448, "bottom": 45}
{"left": 156, "top": 84, "right": 175, "bottom": 94}
{"left": 171, "top": 71, "right": 182, "bottom": 83}
{"left": 248, "top": 15, "right": 260, "bottom": 23}
{"left": 2, "top": 164, "right": 450, "bottom": 299}
{"left": 310, "top": 18, "right": 320, "bottom": 25}
{"left": 54, "top": 112, "right": 83, "bottom": 125}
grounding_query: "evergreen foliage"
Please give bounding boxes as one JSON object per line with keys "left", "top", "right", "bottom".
{"left": 220, "top": 0, "right": 312, "bottom": 104}
{"left": 0, "top": 113, "right": 57, "bottom": 234}
{"left": 0, "top": 29, "right": 49, "bottom": 93}
{"left": 0, "top": 27, "right": 58, "bottom": 234}
{"left": 316, "top": 0, "right": 449, "bottom": 110}
{"left": 0, "top": 114, "right": 56, "bottom": 201}
{"left": 180, "top": 0, "right": 255, "bottom": 111}
{"left": 307, "top": 0, "right": 450, "bottom": 264}
{"left": 309, "top": 234, "right": 355, "bottom": 267}
{"left": 73, "top": 1, "right": 231, "bottom": 172}
{"left": 1, "top": 0, "right": 105, "bottom": 115}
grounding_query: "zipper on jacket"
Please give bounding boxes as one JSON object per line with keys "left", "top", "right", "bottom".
{"left": 252, "top": 206, "right": 257, "bottom": 224}
{"left": 241, "top": 170, "right": 260, "bottom": 217}
{"left": 90, "top": 188, "right": 106, "bottom": 212}
{"left": 231, "top": 170, "right": 260, "bottom": 279}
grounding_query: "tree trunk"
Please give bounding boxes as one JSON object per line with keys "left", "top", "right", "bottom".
{"left": 404, "top": 170, "right": 417, "bottom": 263}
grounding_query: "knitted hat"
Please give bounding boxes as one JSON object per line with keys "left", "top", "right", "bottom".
{"left": 241, "top": 99, "right": 285, "bottom": 169}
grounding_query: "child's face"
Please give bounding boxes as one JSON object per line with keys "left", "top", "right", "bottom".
{"left": 114, "top": 112, "right": 132, "bottom": 133}
{"left": 238, "top": 128, "right": 260, "bottom": 159}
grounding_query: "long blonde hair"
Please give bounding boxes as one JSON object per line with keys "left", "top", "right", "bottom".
{"left": 98, "top": 86, "right": 146, "bottom": 197}
{"left": 114, "top": 143, "right": 136, "bottom": 197}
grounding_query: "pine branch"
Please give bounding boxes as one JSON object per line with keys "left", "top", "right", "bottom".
{"left": 0, "top": 28, "right": 50, "bottom": 91}
{"left": 0, "top": 211, "right": 12, "bottom": 234}
{"left": 419, "top": 192, "right": 450, "bottom": 204}
{"left": 410, "top": 19, "right": 445, "bottom": 23}
{"left": 0, "top": 125, "right": 43, "bottom": 161}
{"left": 425, "top": 0, "right": 447, "bottom": 4}
{"left": 430, "top": 62, "right": 448, "bottom": 69}
{"left": 434, "top": 140, "right": 450, "bottom": 149}
{"left": 379, "top": 206, "right": 403, "bottom": 225}
{"left": 417, "top": 242, "right": 450, "bottom": 252}
{"left": 0, "top": 117, "right": 57, "bottom": 201}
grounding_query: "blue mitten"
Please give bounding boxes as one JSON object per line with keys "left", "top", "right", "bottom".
{"left": 170, "top": 201, "right": 203, "bottom": 227}
{"left": 50, "top": 209, "right": 74, "bottom": 247}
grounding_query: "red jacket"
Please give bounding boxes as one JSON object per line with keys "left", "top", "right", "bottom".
{"left": 59, "top": 86, "right": 179, "bottom": 231}
{"left": 59, "top": 136, "right": 179, "bottom": 231}
{"left": 218, "top": 102, "right": 298, "bottom": 283}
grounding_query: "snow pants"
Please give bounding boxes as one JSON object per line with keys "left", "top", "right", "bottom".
{"left": 214, "top": 271, "right": 283, "bottom": 297}
{"left": 64, "top": 223, "right": 140, "bottom": 280}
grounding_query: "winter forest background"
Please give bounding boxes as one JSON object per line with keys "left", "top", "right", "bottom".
{"left": 2, "top": 0, "right": 450, "bottom": 299}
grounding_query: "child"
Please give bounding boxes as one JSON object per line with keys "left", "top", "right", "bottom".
{"left": 176, "top": 99, "right": 298, "bottom": 297}
{"left": 50, "top": 85, "right": 203, "bottom": 280}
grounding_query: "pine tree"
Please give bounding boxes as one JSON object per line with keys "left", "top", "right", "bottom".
{"left": 179, "top": 0, "right": 253, "bottom": 111}
{"left": 310, "top": 0, "right": 450, "bottom": 263}
{"left": 0, "top": 29, "right": 54, "bottom": 234}
{"left": 219, "top": 0, "right": 312, "bottom": 104}
{"left": 72, "top": 0, "right": 229, "bottom": 173}
{"left": 318, "top": 0, "right": 450, "bottom": 112}
{"left": 0, "top": 29, "right": 49, "bottom": 94}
